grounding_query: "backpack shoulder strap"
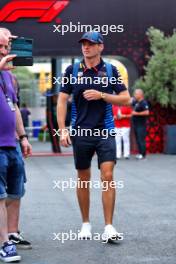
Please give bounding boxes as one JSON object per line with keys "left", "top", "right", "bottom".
{"left": 105, "top": 62, "right": 113, "bottom": 79}
{"left": 72, "top": 62, "right": 81, "bottom": 78}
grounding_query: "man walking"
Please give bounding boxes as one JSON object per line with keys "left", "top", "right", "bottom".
{"left": 132, "top": 89, "right": 149, "bottom": 159}
{"left": 0, "top": 32, "right": 32, "bottom": 262}
{"left": 57, "top": 31, "right": 130, "bottom": 242}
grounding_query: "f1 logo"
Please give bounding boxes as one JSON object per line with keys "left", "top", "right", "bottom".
{"left": 0, "top": 0, "right": 70, "bottom": 23}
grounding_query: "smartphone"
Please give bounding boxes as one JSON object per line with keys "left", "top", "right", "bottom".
{"left": 10, "top": 37, "right": 33, "bottom": 66}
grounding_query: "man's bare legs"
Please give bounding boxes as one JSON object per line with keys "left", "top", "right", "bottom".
{"left": 100, "top": 161, "right": 121, "bottom": 241}
{"left": 77, "top": 169, "right": 91, "bottom": 223}
{"left": 77, "top": 168, "right": 92, "bottom": 239}
{"left": 6, "top": 199, "right": 32, "bottom": 249}
{"left": 6, "top": 199, "right": 20, "bottom": 233}
{"left": 76, "top": 162, "right": 120, "bottom": 241}
{"left": 0, "top": 199, "right": 21, "bottom": 262}
{"left": 77, "top": 163, "right": 116, "bottom": 224}
{"left": 100, "top": 161, "right": 115, "bottom": 225}
{"left": 0, "top": 199, "right": 9, "bottom": 243}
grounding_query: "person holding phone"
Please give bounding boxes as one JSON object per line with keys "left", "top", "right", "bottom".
{"left": 0, "top": 27, "right": 32, "bottom": 250}
{"left": 0, "top": 31, "right": 32, "bottom": 262}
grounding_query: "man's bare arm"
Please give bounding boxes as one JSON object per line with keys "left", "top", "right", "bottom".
{"left": 83, "top": 90, "right": 131, "bottom": 106}
{"left": 57, "top": 92, "right": 70, "bottom": 130}
{"left": 57, "top": 92, "right": 71, "bottom": 147}
{"left": 132, "top": 110, "right": 149, "bottom": 116}
{"left": 15, "top": 104, "right": 26, "bottom": 136}
{"left": 103, "top": 91, "right": 131, "bottom": 106}
{"left": 15, "top": 104, "right": 32, "bottom": 157}
{"left": 119, "top": 113, "right": 132, "bottom": 119}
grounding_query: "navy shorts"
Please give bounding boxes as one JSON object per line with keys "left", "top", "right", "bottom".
{"left": 0, "top": 147, "right": 25, "bottom": 199}
{"left": 72, "top": 136, "right": 116, "bottom": 170}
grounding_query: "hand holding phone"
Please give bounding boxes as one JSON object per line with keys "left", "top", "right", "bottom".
{"left": 0, "top": 54, "right": 17, "bottom": 70}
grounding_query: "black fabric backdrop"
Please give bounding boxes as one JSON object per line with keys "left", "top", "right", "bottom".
{"left": 0, "top": 0, "right": 175, "bottom": 56}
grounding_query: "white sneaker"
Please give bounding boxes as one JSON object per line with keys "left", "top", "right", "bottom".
{"left": 102, "top": 225, "right": 122, "bottom": 243}
{"left": 135, "top": 154, "right": 144, "bottom": 160}
{"left": 78, "top": 222, "right": 92, "bottom": 240}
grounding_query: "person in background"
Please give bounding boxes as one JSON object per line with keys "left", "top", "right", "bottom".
{"left": 132, "top": 89, "right": 150, "bottom": 160}
{"left": 20, "top": 103, "right": 31, "bottom": 129}
{"left": 113, "top": 105, "right": 132, "bottom": 159}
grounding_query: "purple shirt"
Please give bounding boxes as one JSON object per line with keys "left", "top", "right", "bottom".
{"left": 0, "top": 71, "right": 17, "bottom": 147}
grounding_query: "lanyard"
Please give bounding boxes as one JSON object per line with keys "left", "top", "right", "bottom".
{"left": 0, "top": 72, "right": 16, "bottom": 111}
{"left": 0, "top": 72, "right": 8, "bottom": 98}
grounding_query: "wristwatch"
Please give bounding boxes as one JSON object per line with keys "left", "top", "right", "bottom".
{"left": 101, "top": 92, "right": 106, "bottom": 99}
{"left": 19, "top": 134, "right": 28, "bottom": 141}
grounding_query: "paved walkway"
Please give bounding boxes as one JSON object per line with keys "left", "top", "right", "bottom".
{"left": 19, "top": 146, "right": 176, "bottom": 264}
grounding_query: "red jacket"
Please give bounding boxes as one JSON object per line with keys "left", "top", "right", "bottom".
{"left": 113, "top": 105, "right": 132, "bottom": 128}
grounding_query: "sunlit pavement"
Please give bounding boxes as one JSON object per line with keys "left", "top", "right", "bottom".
{"left": 19, "top": 143, "right": 176, "bottom": 264}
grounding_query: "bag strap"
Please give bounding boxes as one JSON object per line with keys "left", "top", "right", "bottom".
{"left": 104, "top": 62, "right": 113, "bottom": 79}
{"left": 72, "top": 62, "right": 80, "bottom": 78}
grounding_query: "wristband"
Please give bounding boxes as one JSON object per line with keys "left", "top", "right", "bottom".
{"left": 19, "top": 134, "right": 28, "bottom": 141}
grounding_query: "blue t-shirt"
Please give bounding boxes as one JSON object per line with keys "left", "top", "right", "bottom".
{"left": 0, "top": 71, "right": 17, "bottom": 147}
{"left": 60, "top": 59, "right": 127, "bottom": 131}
